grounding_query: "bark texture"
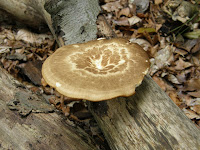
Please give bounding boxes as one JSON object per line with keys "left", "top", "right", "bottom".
{"left": 0, "top": 0, "right": 45, "bottom": 27}
{"left": 0, "top": 67, "right": 96, "bottom": 150}
{"left": 88, "top": 75, "right": 200, "bottom": 150}
{"left": 44, "top": 0, "right": 101, "bottom": 46}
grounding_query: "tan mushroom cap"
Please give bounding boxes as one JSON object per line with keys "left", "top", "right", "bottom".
{"left": 42, "top": 38, "right": 150, "bottom": 101}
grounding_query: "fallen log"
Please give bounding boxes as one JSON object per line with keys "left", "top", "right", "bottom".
{"left": 0, "top": 0, "right": 45, "bottom": 27}
{"left": 0, "top": 67, "right": 97, "bottom": 150}
{"left": 88, "top": 75, "right": 200, "bottom": 150}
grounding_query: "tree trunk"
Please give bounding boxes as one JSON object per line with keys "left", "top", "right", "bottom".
{"left": 0, "top": 68, "right": 96, "bottom": 150}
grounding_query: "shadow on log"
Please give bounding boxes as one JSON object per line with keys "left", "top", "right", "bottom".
{"left": 88, "top": 75, "right": 200, "bottom": 150}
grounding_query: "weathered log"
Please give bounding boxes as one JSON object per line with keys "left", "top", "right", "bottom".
{"left": 0, "top": 67, "right": 96, "bottom": 150}
{"left": 88, "top": 75, "right": 200, "bottom": 150}
{"left": 0, "top": 0, "right": 45, "bottom": 27}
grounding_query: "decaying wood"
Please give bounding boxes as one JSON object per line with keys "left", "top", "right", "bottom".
{"left": 0, "top": 0, "right": 45, "bottom": 27}
{"left": 0, "top": 67, "right": 96, "bottom": 150}
{"left": 88, "top": 75, "right": 200, "bottom": 150}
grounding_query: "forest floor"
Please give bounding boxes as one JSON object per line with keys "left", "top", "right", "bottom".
{"left": 0, "top": 0, "right": 199, "bottom": 149}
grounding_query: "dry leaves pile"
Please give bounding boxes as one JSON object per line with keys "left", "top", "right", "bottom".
{"left": 0, "top": 26, "right": 54, "bottom": 84}
{"left": 100, "top": 0, "right": 200, "bottom": 126}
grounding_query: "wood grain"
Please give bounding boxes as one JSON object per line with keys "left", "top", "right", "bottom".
{"left": 0, "top": 68, "right": 96, "bottom": 150}
{"left": 88, "top": 75, "right": 200, "bottom": 150}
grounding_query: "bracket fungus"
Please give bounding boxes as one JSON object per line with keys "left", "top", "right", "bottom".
{"left": 42, "top": 38, "right": 150, "bottom": 101}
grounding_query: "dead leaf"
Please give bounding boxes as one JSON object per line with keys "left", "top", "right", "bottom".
{"left": 191, "top": 38, "right": 200, "bottom": 53}
{"left": 167, "top": 91, "right": 182, "bottom": 106}
{"left": 183, "top": 39, "right": 199, "bottom": 52}
{"left": 153, "top": 76, "right": 167, "bottom": 91}
{"left": 174, "top": 48, "right": 188, "bottom": 56}
{"left": 191, "top": 56, "right": 200, "bottom": 66}
{"left": 0, "top": 46, "right": 11, "bottom": 54}
{"left": 154, "top": 0, "right": 163, "bottom": 5}
{"left": 19, "top": 61, "right": 43, "bottom": 85}
{"left": 114, "top": 17, "right": 129, "bottom": 26}
{"left": 191, "top": 105, "right": 200, "bottom": 115}
{"left": 182, "top": 108, "right": 200, "bottom": 119}
{"left": 167, "top": 74, "right": 181, "bottom": 84}
{"left": 62, "top": 106, "right": 70, "bottom": 116}
{"left": 174, "top": 57, "right": 193, "bottom": 70}
{"left": 188, "top": 91, "right": 200, "bottom": 98}
{"left": 6, "top": 53, "right": 27, "bottom": 61}
{"left": 153, "top": 75, "right": 174, "bottom": 91}
{"left": 152, "top": 45, "right": 174, "bottom": 70}
{"left": 97, "top": 15, "right": 114, "bottom": 37}
{"left": 101, "top": 1, "right": 123, "bottom": 12}
{"left": 117, "top": 7, "right": 131, "bottom": 18}
{"left": 176, "top": 71, "right": 187, "bottom": 83}
{"left": 130, "top": 38, "right": 152, "bottom": 51}
{"left": 128, "top": 16, "right": 141, "bottom": 26}
{"left": 16, "top": 29, "right": 53, "bottom": 44}
{"left": 185, "top": 79, "right": 200, "bottom": 91}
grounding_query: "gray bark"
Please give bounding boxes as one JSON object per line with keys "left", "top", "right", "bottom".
{"left": 88, "top": 75, "right": 200, "bottom": 150}
{"left": 44, "top": 0, "right": 101, "bottom": 46}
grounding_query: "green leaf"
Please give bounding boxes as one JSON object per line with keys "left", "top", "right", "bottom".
{"left": 138, "top": 28, "right": 156, "bottom": 33}
{"left": 184, "top": 29, "right": 200, "bottom": 39}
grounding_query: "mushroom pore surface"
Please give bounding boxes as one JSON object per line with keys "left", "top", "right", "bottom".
{"left": 42, "top": 38, "right": 150, "bottom": 101}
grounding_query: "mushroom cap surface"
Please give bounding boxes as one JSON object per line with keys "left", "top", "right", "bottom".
{"left": 42, "top": 38, "right": 150, "bottom": 101}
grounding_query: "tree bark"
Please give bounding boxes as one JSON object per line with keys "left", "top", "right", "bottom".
{"left": 0, "top": 0, "right": 45, "bottom": 27}
{"left": 0, "top": 67, "right": 96, "bottom": 150}
{"left": 88, "top": 75, "right": 200, "bottom": 150}
{"left": 44, "top": 0, "right": 101, "bottom": 46}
